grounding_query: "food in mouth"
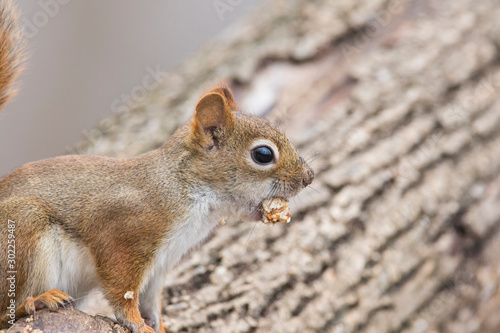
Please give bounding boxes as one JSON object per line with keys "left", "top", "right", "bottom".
{"left": 261, "top": 197, "right": 291, "bottom": 225}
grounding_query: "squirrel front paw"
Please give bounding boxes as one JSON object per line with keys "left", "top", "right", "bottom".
{"left": 144, "top": 316, "right": 167, "bottom": 333}
{"left": 139, "top": 324, "right": 156, "bottom": 333}
{"left": 126, "top": 321, "right": 155, "bottom": 333}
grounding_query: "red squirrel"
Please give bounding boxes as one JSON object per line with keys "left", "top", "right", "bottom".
{"left": 0, "top": 1, "right": 314, "bottom": 332}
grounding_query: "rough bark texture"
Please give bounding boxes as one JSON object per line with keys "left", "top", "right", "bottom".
{"left": 7, "top": 0, "right": 500, "bottom": 332}
{"left": 6, "top": 308, "right": 129, "bottom": 333}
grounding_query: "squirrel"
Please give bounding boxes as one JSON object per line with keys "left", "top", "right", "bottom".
{"left": 0, "top": 1, "right": 314, "bottom": 333}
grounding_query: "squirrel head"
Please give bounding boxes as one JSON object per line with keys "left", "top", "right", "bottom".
{"left": 182, "top": 85, "right": 314, "bottom": 221}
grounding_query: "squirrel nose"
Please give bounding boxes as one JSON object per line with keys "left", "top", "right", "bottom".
{"left": 300, "top": 158, "right": 314, "bottom": 188}
{"left": 303, "top": 169, "right": 314, "bottom": 187}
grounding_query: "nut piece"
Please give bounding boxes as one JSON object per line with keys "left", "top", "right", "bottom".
{"left": 124, "top": 291, "right": 134, "bottom": 300}
{"left": 261, "top": 198, "right": 291, "bottom": 225}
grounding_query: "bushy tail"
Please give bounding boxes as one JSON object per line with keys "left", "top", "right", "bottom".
{"left": 0, "top": 0, "right": 24, "bottom": 110}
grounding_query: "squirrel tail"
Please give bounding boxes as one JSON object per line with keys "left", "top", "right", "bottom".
{"left": 0, "top": 0, "right": 24, "bottom": 111}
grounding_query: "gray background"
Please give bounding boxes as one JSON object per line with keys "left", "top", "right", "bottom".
{"left": 0, "top": 0, "right": 266, "bottom": 176}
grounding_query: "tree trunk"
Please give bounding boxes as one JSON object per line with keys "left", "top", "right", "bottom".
{"left": 8, "top": 0, "right": 500, "bottom": 332}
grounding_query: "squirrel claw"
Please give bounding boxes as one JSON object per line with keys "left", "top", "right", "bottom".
{"left": 21, "top": 289, "right": 74, "bottom": 315}
{"left": 141, "top": 326, "right": 155, "bottom": 333}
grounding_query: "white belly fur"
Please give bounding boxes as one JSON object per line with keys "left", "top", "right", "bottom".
{"left": 141, "top": 187, "right": 222, "bottom": 290}
{"left": 35, "top": 227, "right": 98, "bottom": 306}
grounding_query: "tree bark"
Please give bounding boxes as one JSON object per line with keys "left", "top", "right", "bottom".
{"left": 8, "top": 0, "right": 500, "bottom": 332}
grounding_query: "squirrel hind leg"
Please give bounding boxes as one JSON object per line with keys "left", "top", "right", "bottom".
{"left": 15, "top": 288, "right": 75, "bottom": 319}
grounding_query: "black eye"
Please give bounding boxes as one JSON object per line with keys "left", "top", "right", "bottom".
{"left": 252, "top": 146, "right": 274, "bottom": 164}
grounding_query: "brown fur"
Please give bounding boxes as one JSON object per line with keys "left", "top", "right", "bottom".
{"left": 0, "top": 0, "right": 24, "bottom": 110}
{"left": 0, "top": 3, "right": 314, "bottom": 333}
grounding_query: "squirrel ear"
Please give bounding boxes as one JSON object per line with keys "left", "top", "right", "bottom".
{"left": 191, "top": 91, "right": 236, "bottom": 148}
{"left": 209, "top": 85, "right": 239, "bottom": 111}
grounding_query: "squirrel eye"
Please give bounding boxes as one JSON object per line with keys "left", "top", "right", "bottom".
{"left": 248, "top": 139, "right": 279, "bottom": 170}
{"left": 252, "top": 146, "right": 274, "bottom": 164}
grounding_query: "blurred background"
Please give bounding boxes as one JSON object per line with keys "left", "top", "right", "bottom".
{"left": 4, "top": 1, "right": 500, "bottom": 332}
{"left": 0, "top": 0, "right": 267, "bottom": 176}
